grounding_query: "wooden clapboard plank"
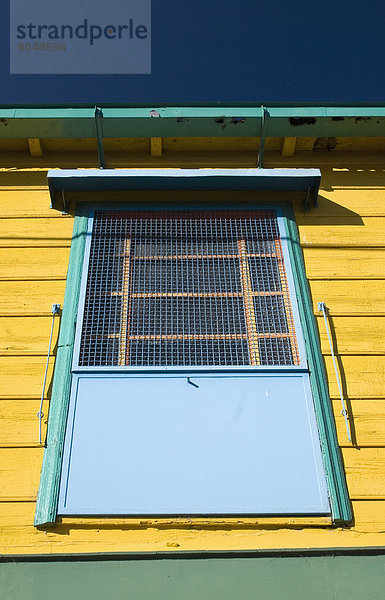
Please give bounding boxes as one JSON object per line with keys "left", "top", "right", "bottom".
{"left": 333, "top": 399, "right": 385, "bottom": 447}
{"left": 297, "top": 216, "right": 385, "bottom": 247}
{"left": 0, "top": 447, "right": 43, "bottom": 500}
{"left": 309, "top": 280, "right": 385, "bottom": 314}
{"left": 0, "top": 170, "right": 48, "bottom": 188}
{"left": 0, "top": 356, "right": 55, "bottom": 398}
{"left": 350, "top": 499, "right": 385, "bottom": 531}
{"left": 0, "top": 247, "right": 70, "bottom": 280}
{"left": 1, "top": 500, "right": 385, "bottom": 554}
{"left": 295, "top": 189, "right": 385, "bottom": 218}
{"left": 0, "top": 316, "right": 60, "bottom": 355}
{"left": 0, "top": 399, "right": 49, "bottom": 445}
{"left": 0, "top": 218, "right": 73, "bottom": 247}
{"left": 323, "top": 355, "right": 385, "bottom": 399}
{"left": 342, "top": 447, "right": 385, "bottom": 498}
{"left": 0, "top": 190, "right": 60, "bottom": 218}
{"left": 317, "top": 315, "right": 385, "bottom": 355}
{"left": 0, "top": 280, "right": 66, "bottom": 315}
{"left": 303, "top": 247, "right": 385, "bottom": 280}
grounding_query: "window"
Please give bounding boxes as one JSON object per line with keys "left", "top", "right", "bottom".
{"left": 35, "top": 198, "right": 351, "bottom": 524}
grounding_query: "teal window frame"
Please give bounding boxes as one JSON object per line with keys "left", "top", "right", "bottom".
{"left": 34, "top": 200, "right": 352, "bottom": 526}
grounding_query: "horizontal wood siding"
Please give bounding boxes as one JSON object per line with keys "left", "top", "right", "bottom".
{"left": 0, "top": 500, "right": 385, "bottom": 553}
{"left": 0, "top": 400, "right": 49, "bottom": 445}
{"left": 0, "top": 217, "right": 73, "bottom": 247}
{"left": 303, "top": 248, "right": 385, "bottom": 280}
{"left": 0, "top": 247, "right": 70, "bottom": 280}
{"left": 0, "top": 167, "right": 384, "bottom": 553}
{"left": 0, "top": 281, "right": 67, "bottom": 315}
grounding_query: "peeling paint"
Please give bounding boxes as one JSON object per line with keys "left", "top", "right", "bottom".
{"left": 166, "top": 541, "right": 180, "bottom": 547}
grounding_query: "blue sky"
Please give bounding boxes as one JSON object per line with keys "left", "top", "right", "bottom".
{"left": 2, "top": 0, "right": 384, "bottom": 104}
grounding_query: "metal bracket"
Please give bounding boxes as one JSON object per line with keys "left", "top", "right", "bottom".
{"left": 302, "top": 187, "right": 311, "bottom": 212}
{"left": 94, "top": 106, "right": 106, "bottom": 169}
{"left": 302, "top": 186, "right": 318, "bottom": 212}
{"left": 52, "top": 303, "right": 60, "bottom": 315}
{"left": 257, "top": 105, "right": 268, "bottom": 169}
{"left": 61, "top": 189, "right": 69, "bottom": 215}
{"left": 38, "top": 303, "right": 61, "bottom": 444}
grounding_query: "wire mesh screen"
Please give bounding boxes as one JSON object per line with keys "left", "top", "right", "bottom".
{"left": 79, "top": 210, "right": 300, "bottom": 367}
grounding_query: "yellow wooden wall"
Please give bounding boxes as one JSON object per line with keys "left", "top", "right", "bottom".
{"left": 1, "top": 152, "right": 385, "bottom": 554}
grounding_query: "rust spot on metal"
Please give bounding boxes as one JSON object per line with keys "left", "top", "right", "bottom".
{"left": 331, "top": 116, "right": 344, "bottom": 121}
{"left": 354, "top": 116, "right": 371, "bottom": 123}
{"left": 214, "top": 116, "right": 245, "bottom": 129}
{"left": 289, "top": 117, "right": 316, "bottom": 126}
{"left": 0, "top": 118, "right": 8, "bottom": 126}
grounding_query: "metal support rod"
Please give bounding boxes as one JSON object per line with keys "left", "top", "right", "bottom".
{"left": 257, "top": 105, "right": 268, "bottom": 168}
{"left": 61, "top": 189, "right": 69, "bottom": 215}
{"left": 94, "top": 106, "right": 106, "bottom": 169}
{"left": 38, "top": 303, "right": 60, "bottom": 444}
{"left": 318, "top": 302, "right": 351, "bottom": 442}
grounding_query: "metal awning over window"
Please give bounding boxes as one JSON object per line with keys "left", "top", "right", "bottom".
{"left": 47, "top": 168, "right": 321, "bottom": 211}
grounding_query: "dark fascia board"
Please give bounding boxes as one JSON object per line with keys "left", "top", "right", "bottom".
{"left": 2, "top": 546, "right": 385, "bottom": 561}
{"left": 48, "top": 168, "right": 321, "bottom": 211}
{"left": 1, "top": 107, "right": 385, "bottom": 138}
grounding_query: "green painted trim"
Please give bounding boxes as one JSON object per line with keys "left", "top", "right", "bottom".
{"left": 2, "top": 106, "right": 385, "bottom": 117}
{"left": 282, "top": 210, "right": 352, "bottom": 524}
{"left": 1, "top": 106, "right": 385, "bottom": 138}
{"left": 1, "top": 554, "right": 385, "bottom": 600}
{"left": 3, "top": 102, "right": 385, "bottom": 108}
{"left": 34, "top": 209, "right": 89, "bottom": 527}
